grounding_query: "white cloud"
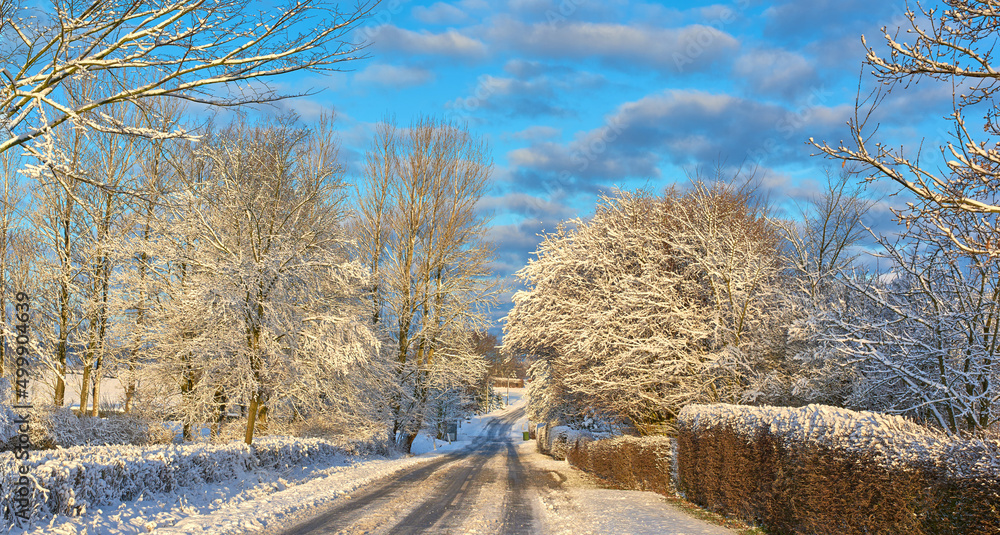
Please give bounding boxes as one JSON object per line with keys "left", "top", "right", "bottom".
{"left": 353, "top": 64, "right": 434, "bottom": 87}
{"left": 457, "top": 0, "right": 489, "bottom": 10}
{"left": 733, "top": 48, "right": 820, "bottom": 98}
{"left": 507, "top": 125, "right": 562, "bottom": 141}
{"left": 486, "top": 18, "right": 740, "bottom": 73}
{"left": 368, "top": 25, "right": 488, "bottom": 59}
{"left": 412, "top": 2, "right": 471, "bottom": 25}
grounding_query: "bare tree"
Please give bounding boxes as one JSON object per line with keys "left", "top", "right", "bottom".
{"left": 357, "top": 116, "right": 498, "bottom": 452}
{"left": 1, "top": 0, "right": 378, "bottom": 169}
{"left": 781, "top": 169, "right": 876, "bottom": 303}
{"left": 0, "top": 148, "right": 30, "bottom": 378}
{"left": 812, "top": 1, "right": 1000, "bottom": 257}
{"left": 26, "top": 121, "right": 88, "bottom": 407}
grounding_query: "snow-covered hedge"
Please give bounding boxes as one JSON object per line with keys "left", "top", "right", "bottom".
{"left": 0, "top": 435, "right": 371, "bottom": 525}
{"left": 17, "top": 404, "right": 175, "bottom": 450}
{"left": 677, "top": 403, "right": 1000, "bottom": 534}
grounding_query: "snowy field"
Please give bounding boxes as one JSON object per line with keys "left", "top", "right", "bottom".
{"left": 5, "top": 391, "right": 529, "bottom": 535}
{"left": 28, "top": 371, "right": 131, "bottom": 413}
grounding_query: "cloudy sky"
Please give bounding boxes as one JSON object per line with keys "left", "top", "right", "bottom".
{"left": 264, "top": 0, "right": 958, "bottom": 330}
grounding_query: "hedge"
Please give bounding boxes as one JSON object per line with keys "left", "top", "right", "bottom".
{"left": 676, "top": 403, "right": 1000, "bottom": 535}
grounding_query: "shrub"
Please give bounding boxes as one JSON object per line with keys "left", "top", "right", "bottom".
{"left": 0, "top": 435, "right": 362, "bottom": 525}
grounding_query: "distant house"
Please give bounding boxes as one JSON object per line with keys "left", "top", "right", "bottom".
{"left": 491, "top": 377, "right": 524, "bottom": 388}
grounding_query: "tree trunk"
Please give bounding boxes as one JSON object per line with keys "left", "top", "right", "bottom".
{"left": 79, "top": 364, "right": 91, "bottom": 415}
{"left": 54, "top": 188, "right": 74, "bottom": 407}
{"left": 257, "top": 405, "right": 268, "bottom": 435}
{"left": 212, "top": 387, "right": 227, "bottom": 437}
{"left": 90, "top": 370, "right": 101, "bottom": 417}
{"left": 123, "top": 368, "right": 136, "bottom": 413}
{"left": 53, "top": 361, "right": 65, "bottom": 406}
{"left": 54, "top": 303, "right": 69, "bottom": 406}
{"left": 402, "top": 431, "right": 417, "bottom": 454}
{"left": 180, "top": 355, "right": 195, "bottom": 441}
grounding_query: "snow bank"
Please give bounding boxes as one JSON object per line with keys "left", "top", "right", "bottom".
{"left": 0, "top": 435, "right": 367, "bottom": 526}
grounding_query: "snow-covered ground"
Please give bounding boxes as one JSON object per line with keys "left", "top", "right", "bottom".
{"left": 6, "top": 391, "right": 529, "bottom": 535}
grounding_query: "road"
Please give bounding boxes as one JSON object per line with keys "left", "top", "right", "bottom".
{"left": 277, "top": 407, "right": 538, "bottom": 535}
{"left": 272, "top": 405, "right": 736, "bottom": 535}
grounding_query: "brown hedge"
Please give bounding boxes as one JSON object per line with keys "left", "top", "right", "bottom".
{"left": 676, "top": 421, "right": 1000, "bottom": 534}
{"left": 565, "top": 434, "right": 675, "bottom": 496}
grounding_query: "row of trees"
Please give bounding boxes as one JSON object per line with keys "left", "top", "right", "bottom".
{"left": 0, "top": 0, "right": 503, "bottom": 451}
{"left": 3, "top": 99, "right": 498, "bottom": 449}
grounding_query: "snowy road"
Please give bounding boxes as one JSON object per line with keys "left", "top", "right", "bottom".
{"left": 276, "top": 407, "right": 538, "bottom": 534}
{"left": 270, "top": 402, "right": 736, "bottom": 535}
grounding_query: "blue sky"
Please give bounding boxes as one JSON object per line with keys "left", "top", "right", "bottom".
{"left": 254, "top": 0, "right": 959, "bottom": 328}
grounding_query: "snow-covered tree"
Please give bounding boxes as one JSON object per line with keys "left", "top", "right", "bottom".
{"left": 141, "top": 113, "right": 380, "bottom": 443}
{"left": 764, "top": 170, "right": 876, "bottom": 406}
{"left": 23, "top": 74, "right": 162, "bottom": 411}
{"left": 826, "top": 221, "right": 1000, "bottom": 435}
{"left": 72, "top": 77, "right": 148, "bottom": 416}
{"left": 26, "top": 121, "right": 89, "bottom": 407}
{"left": 356, "top": 116, "right": 498, "bottom": 452}
{"left": 110, "top": 96, "right": 183, "bottom": 414}
{"left": 506, "top": 179, "right": 786, "bottom": 433}
{"left": 808, "top": 2, "right": 1000, "bottom": 434}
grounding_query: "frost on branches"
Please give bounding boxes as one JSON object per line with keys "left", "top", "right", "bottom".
{"left": 825, "top": 217, "right": 1000, "bottom": 435}
{"left": 814, "top": 1, "right": 1000, "bottom": 258}
{"left": 0, "top": 0, "right": 377, "bottom": 169}
{"left": 505, "top": 180, "right": 786, "bottom": 433}
{"left": 125, "top": 114, "right": 384, "bottom": 444}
